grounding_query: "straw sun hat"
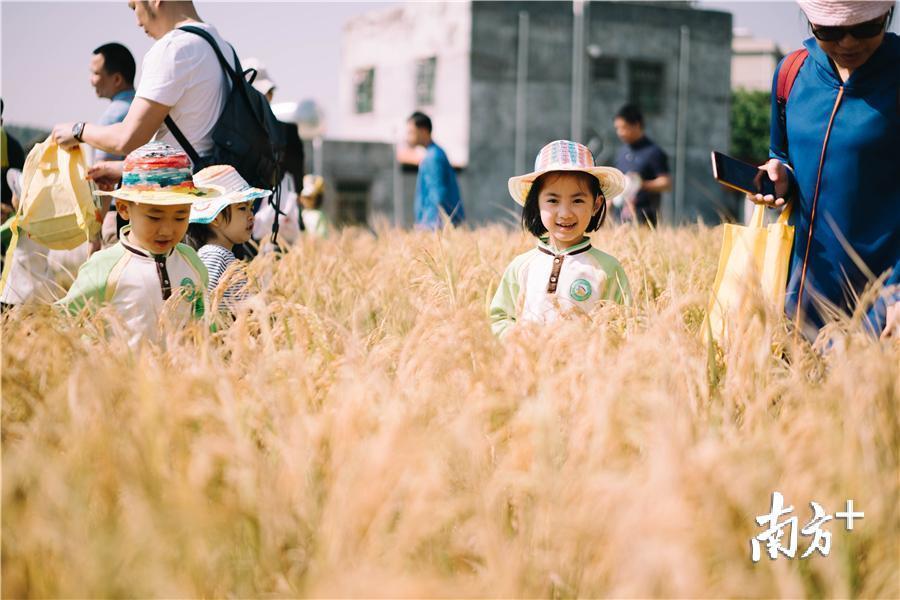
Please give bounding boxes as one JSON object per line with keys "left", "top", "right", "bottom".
{"left": 507, "top": 140, "right": 626, "bottom": 206}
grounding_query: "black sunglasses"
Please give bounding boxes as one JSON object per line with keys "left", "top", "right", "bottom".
{"left": 811, "top": 14, "right": 889, "bottom": 42}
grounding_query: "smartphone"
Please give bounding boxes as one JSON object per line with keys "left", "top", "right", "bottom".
{"left": 710, "top": 151, "right": 776, "bottom": 197}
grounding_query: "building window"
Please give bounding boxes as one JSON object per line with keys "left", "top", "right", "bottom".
{"left": 354, "top": 68, "right": 375, "bottom": 114}
{"left": 415, "top": 57, "right": 437, "bottom": 107}
{"left": 628, "top": 61, "right": 664, "bottom": 115}
{"left": 591, "top": 57, "right": 617, "bottom": 82}
{"left": 335, "top": 180, "right": 369, "bottom": 225}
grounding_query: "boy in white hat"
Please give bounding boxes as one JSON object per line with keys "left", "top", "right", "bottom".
{"left": 187, "top": 164, "right": 268, "bottom": 309}
{"left": 299, "top": 174, "right": 331, "bottom": 239}
{"left": 490, "top": 140, "right": 632, "bottom": 338}
{"left": 60, "top": 142, "right": 218, "bottom": 346}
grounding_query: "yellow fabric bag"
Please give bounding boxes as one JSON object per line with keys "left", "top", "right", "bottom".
{"left": 0, "top": 139, "right": 99, "bottom": 294}
{"left": 705, "top": 204, "right": 794, "bottom": 344}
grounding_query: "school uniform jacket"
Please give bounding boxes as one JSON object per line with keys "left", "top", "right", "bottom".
{"left": 60, "top": 232, "right": 208, "bottom": 346}
{"left": 490, "top": 237, "right": 631, "bottom": 338}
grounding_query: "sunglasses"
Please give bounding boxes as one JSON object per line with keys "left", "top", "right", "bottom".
{"left": 811, "top": 15, "right": 889, "bottom": 42}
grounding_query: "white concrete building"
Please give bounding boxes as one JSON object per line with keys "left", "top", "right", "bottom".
{"left": 336, "top": 2, "right": 472, "bottom": 167}
{"left": 731, "top": 28, "right": 783, "bottom": 91}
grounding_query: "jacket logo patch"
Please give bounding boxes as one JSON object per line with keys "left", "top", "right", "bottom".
{"left": 180, "top": 277, "right": 204, "bottom": 318}
{"left": 570, "top": 278, "right": 592, "bottom": 302}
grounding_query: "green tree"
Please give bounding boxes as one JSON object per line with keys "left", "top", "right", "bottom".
{"left": 730, "top": 89, "right": 771, "bottom": 163}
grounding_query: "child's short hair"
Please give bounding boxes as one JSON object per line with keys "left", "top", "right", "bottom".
{"left": 521, "top": 171, "right": 607, "bottom": 237}
{"left": 185, "top": 204, "right": 233, "bottom": 249}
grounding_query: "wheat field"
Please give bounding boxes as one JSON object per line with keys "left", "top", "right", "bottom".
{"left": 2, "top": 224, "right": 898, "bottom": 598}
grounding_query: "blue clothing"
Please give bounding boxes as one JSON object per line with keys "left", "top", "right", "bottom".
{"left": 769, "top": 34, "right": 900, "bottom": 338}
{"left": 414, "top": 142, "right": 464, "bottom": 230}
{"left": 614, "top": 136, "right": 669, "bottom": 223}
{"left": 95, "top": 89, "right": 135, "bottom": 161}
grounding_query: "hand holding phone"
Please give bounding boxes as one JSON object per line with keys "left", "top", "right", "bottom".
{"left": 711, "top": 152, "right": 790, "bottom": 207}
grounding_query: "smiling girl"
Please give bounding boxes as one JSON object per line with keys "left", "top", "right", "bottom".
{"left": 490, "top": 140, "right": 632, "bottom": 338}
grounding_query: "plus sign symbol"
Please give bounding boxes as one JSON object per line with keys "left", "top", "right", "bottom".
{"left": 835, "top": 499, "right": 865, "bottom": 530}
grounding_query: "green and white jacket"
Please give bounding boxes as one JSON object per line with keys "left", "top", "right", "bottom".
{"left": 60, "top": 230, "right": 208, "bottom": 347}
{"left": 489, "top": 237, "right": 631, "bottom": 338}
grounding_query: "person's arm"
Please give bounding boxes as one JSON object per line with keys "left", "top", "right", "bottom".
{"left": 419, "top": 158, "right": 446, "bottom": 229}
{"left": 489, "top": 260, "right": 523, "bottom": 339}
{"left": 641, "top": 174, "right": 672, "bottom": 194}
{"left": 51, "top": 96, "right": 170, "bottom": 155}
{"left": 750, "top": 60, "right": 797, "bottom": 208}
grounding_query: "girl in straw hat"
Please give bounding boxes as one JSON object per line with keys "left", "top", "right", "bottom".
{"left": 59, "top": 142, "right": 219, "bottom": 347}
{"left": 299, "top": 174, "right": 331, "bottom": 239}
{"left": 490, "top": 140, "right": 632, "bottom": 338}
{"left": 186, "top": 165, "right": 267, "bottom": 310}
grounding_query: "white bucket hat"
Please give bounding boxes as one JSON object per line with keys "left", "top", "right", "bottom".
{"left": 508, "top": 140, "right": 626, "bottom": 206}
{"left": 189, "top": 165, "right": 271, "bottom": 224}
{"left": 798, "top": 0, "right": 894, "bottom": 26}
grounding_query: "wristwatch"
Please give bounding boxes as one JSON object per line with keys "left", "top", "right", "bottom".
{"left": 72, "top": 122, "right": 86, "bottom": 143}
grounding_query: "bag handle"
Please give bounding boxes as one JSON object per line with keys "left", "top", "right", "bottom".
{"left": 750, "top": 203, "right": 793, "bottom": 229}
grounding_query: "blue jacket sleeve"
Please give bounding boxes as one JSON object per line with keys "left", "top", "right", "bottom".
{"left": 767, "top": 57, "right": 799, "bottom": 198}
{"left": 420, "top": 159, "right": 447, "bottom": 229}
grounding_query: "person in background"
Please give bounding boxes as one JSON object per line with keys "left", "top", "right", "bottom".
{"left": 406, "top": 111, "right": 464, "bottom": 230}
{"left": 613, "top": 104, "right": 671, "bottom": 227}
{"left": 244, "top": 57, "right": 304, "bottom": 245}
{"left": 89, "top": 42, "right": 136, "bottom": 246}
{"left": 1, "top": 99, "right": 25, "bottom": 224}
{"left": 751, "top": 0, "right": 899, "bottom": 340}
{"left": 299, "top": 175, "right": 331, "bottom": 239}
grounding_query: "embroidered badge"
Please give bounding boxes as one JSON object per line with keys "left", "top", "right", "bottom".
{"left": 180, "top": 277, "right": 204, "bottom": 318}
{"left": 570, "top": 278, "right": 592, "bottom": 302}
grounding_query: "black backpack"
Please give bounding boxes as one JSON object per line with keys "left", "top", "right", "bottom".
{"left": 164, "top": 25, "right": 285, "bottom": 191}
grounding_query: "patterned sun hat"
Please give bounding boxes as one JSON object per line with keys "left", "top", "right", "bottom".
{"left": 96, "top": 142, "right": 222, "bottom": 205}
{"left": 797, "top": 0, "right": 894, "bottom": 26}
{"left": 508, "top": 140, "right": 626, "bottom": 206}
{"left": 189, "top": 164, "right": 272, "bottom": 224}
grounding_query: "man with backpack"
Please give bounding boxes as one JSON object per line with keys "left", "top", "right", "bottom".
{"left": 52, "top": 1, "right": 281, "bottom": 194}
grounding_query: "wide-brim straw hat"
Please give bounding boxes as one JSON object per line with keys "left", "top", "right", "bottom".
{"left": 508, "top": 140, "right": 626, "bottom": 206}
{"left": 797, "top": 0, "right": 894, "bottom": 26}
{"left": 301, "top": 174, "right": 325, "bottom": 198}
{"left": 189, "top": 164, "right": 272, "bottom": 224}
{"left": 96, "top": 142, "right": 223, "bottom": 206}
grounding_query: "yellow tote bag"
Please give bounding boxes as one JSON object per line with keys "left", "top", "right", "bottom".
{"left": 705, "top": 204, "right": 794, "bottom": 344}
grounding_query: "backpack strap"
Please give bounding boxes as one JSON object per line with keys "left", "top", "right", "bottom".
{"left": 776, "top": 49, "right": 809, "bottom": 131}
{"left": 163, "top": 25, "right": 243, "bottom": 171}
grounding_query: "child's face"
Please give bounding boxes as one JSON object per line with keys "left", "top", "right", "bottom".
{"left": 537, "top": 173, "right": 601, "bottom": 249}
{"left": 117, "top": 201, "right": 191, "bottom": 254}
{"left": 214, "top": 201, "right": 254, "bottom": 246}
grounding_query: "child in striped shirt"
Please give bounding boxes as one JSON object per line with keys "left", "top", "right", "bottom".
{"left": 186, "top": 165, "right": 269, "bottom": 310}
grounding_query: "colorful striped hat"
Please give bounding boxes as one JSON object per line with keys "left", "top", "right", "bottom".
{"left": 508, "top": 140, "right": 626, "bottom": 206}
{"left": 189, "top": 164, "right": 272, "bottom": 224}
{"left": 98, "top": 142, "right": 222, "bottom": 205}
{"left": 798, "top": 0, "right": 894, "bottom": 26}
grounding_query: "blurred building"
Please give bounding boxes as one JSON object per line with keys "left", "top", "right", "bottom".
{"left": 732, "top": 28, "right": 784, "bottom": 91}
{"left": 314, "top": 1, "right": 735, "bottom": 228}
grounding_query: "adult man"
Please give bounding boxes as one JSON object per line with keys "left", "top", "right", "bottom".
{"left": 90, "top": 43, "right": 136, "bottom": 162}
{"left": 90, "top": 43, "right": 136, "bottom": 245}
{"left": 51, "top": 0, "right": 236, "bottom": 187}
{"left": 406, "top": 112, "right": 464, "bottom": 230}
{"left": 613, "top": 104, "right": 671, "bottom": 226}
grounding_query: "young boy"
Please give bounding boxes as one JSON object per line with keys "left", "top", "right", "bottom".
{"left": 60, "top": 142, "right": 219, "bottom": 346}
{"left": 299, "top": 174, "right": 331, "bottom": 239}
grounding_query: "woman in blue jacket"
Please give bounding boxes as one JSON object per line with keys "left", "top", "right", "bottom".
{"left": 752, "top": 0, "right": 899, "bottom": 341}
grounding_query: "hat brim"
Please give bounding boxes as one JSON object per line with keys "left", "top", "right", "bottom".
{"left": 189, "top": 188, "right": 272, "bottom": 224}
{"left": 508, "top": 165, "right": 626, "bottom": 206}
{"left": 95, "top": 184, "right": 225, "bottom": 206}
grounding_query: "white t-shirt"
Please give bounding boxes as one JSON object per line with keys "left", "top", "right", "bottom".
{"left": 136, "top": 22, "right": 235, "bottom": 157}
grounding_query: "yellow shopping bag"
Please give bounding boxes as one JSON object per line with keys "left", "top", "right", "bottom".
{"left": 705, "top": 204, "right": 794, "bottom": 344}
